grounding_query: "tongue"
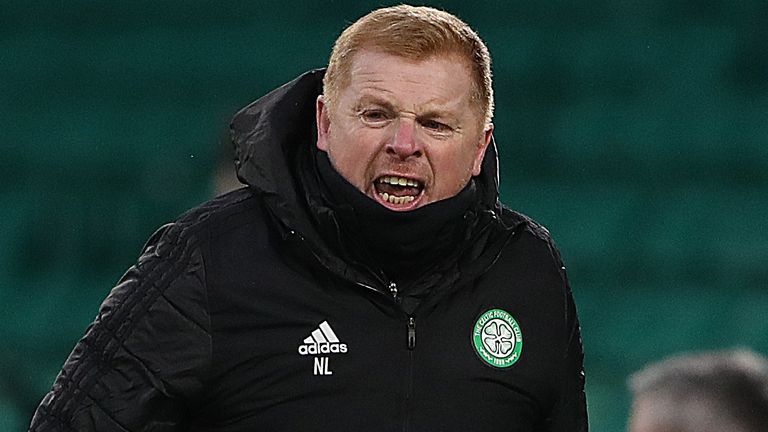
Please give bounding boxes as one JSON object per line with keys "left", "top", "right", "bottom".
{"left": 376, "top": 183, "right": 421, "bottom": 197}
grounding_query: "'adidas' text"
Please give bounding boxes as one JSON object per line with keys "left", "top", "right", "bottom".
{"left": 298, "top": 343, "right": 348, "bottom": 355}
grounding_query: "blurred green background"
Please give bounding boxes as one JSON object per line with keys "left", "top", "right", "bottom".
{"left": 2, "top": 1, "right": 767, "bottom": 430}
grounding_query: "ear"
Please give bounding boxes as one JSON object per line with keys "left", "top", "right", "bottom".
{"left": 472, "top": 123, "right": 494, "bottom": 176}
{"left": 316, "top": 95, "right": 331, "bottom": 151}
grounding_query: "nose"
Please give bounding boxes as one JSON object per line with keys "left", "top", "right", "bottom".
{"left": 386, "top": 118, "right": 423, "bottom": 159}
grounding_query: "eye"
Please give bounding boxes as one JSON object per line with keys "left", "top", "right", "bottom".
{"left": 359, "top": 109, "right": 392, "bottom": 127}
{"left": 420, "top": 119, "right": 453, "bottom": 135}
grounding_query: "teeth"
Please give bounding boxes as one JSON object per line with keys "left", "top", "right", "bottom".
{"left": 379, "top": 176, "right": 420, "bottom": 187}
{"left": 380, "top": 192, "right": 416, "bottom": 205}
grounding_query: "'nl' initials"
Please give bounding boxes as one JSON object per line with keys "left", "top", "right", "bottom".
{"left": 314, "top": 357, "right": 332, "bottom": 375}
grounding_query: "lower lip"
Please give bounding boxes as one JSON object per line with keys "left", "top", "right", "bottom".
{"left": 372, "top": 190, "right": 424, "bottom": 211}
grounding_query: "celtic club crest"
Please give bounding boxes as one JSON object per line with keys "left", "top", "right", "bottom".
{"left": 472, "top": 309, "right": 523, "bottom": 368}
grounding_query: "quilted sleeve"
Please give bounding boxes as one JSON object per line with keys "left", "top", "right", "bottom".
{"left": 548, "top": 283, "right": 588, "bottom": 432}
{"left": 545, "top": 251, "right": 588, "bottom": 432}
{"left": 29, "top": 223, "right": 212, "bottom": 432}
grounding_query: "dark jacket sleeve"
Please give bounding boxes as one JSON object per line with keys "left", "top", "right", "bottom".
{"left": 546, "top": 258, "right": 588, "bottom": 431}
{"left": 29, "top": 223, "right": 212, "bottom": 432}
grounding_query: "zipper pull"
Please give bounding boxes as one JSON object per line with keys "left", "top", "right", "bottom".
{"left": 407, "top": 316, "right": 416, "bottom": 350}
{"left": 389, "top": 281, "right": 398, "bottom": 299}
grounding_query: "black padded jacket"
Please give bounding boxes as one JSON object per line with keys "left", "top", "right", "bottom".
{"left": 29, "top": 70, "right": 587, "bottom": 432}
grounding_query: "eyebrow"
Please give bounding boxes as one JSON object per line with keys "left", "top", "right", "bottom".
{"left": 354, "top": 95, "right": 396, "bottom": 112}
{"left": 417, "top": 109, "right": 457, "bottom": 122}
{"left": 355, "top": 94, "right": 458, "bottom": 122}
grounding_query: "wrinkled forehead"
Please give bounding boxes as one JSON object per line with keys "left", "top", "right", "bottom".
{"left": 346, "top": 46, "right": 475, "bottom": 82}
{"left": 343, "top": 49, "right": 481, "bottom": 115}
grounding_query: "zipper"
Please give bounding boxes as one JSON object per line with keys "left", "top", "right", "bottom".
{"left": 403, "top": 316, "right": 417, "bottom": 432}
{"left": 407, "top": 316, "right": 416, "bottom": 350}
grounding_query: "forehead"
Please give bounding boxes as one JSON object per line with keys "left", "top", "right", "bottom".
{"left": 344, "top": 50, "right": 475, "bottom": 111}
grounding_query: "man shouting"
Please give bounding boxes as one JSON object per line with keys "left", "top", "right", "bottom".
{"left": 30, "top": 5, "right": 587, "bottom": 431}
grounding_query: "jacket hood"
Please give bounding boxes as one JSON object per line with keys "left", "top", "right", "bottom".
{"left": 230, "top": 70, "right": 324, "bottom": 235}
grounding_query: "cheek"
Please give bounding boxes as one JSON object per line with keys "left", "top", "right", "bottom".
{"left": 452, "top": 146, "right": 479, "bottom": 175}
{"left": 430, "top": 148, "right": 476, "bottom": 193}
{"left": 328, "top": 129, "right": 381, "bottom": 187}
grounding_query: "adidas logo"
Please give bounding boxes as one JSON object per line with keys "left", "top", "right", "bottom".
{"left": 297, "top": 321, "right": 348, "bottom": 356}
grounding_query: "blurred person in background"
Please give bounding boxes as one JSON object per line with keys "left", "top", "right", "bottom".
{"left": 29, "top": 5, "right": 586, "bottom": 431}
{"left": 628, "top": 349, "right": 768, "bottom": 432}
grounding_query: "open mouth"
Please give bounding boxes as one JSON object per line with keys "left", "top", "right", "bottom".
{"left": 374, "top": 175, "right": 424, "bottom": 207}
